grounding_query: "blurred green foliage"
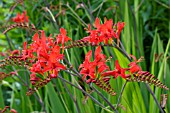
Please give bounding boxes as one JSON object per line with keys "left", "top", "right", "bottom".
{"left": 0, "top": 0, "right": 169, "bottom": 113}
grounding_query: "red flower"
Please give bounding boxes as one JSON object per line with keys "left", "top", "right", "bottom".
{"left": 79, "top": 50, "right": 96, "bottom": 80}
{"left": 113, "top": 22, "right": 125, "bottom": 39}
{"left": 95, "top": 18, "right": 114, "bottom": 44}
{"left": 102, "top": 60, "right": 127, "bottom": 79}
{"left": 30, "top": 31, "right": 49, "bottom": 57}
{"left": 20, "top": 31, "right": 66, "bottom": 84}
{"left": 21, "top": 42, "right": 33, "bottom": 60}
{"left": 94, "top": 46, "right": 109, "bottom": 73}
{"left": 117, "top": 22, "right": 125, "bottom": 37}
{"left": 47, "top": 45, "right": 66, "bottom": 77}
{"left": 128, "top": 55, "right": 143, "bottom": 74}
{"left": 56, "top": 28, "right": 71, "bottom": 49}
{"left": 79, "top": 46, "right": 109, "bottom": 83}
{"left": 94, "top": 46, "right": 106, "bottom": 62}
{"left": 30, "top": 61, "right": 44, "bottom": 74}
{"left": 49, "top": 46, "right": 63, "bottom": 62}
{"left": 84, "top": 30, "right": 100, "bottom": 45}
{"left": 83, "top": 18, "right": 114, "bottom": 45}
{"left": 82, "top": 18, "right": 125, "bottom": 45}
{"left": 97, "top": 61, "right": 109, "bottom": 73}
{"left": 128, "top": 62, "right": 141, "bottom": 74}
{"left": 30, "top": 44, "right": 65, "bottom": 80}
{"left": 12, "top": 10, "right": 29, "bottom": 23}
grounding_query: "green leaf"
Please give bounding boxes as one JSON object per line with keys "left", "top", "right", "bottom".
{"left": 46, "top": 82, "right": 66, "bottom": 113}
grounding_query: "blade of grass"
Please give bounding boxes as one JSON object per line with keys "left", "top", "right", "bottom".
{"left": 46, "top": 82, "right": 66, "bottom": 113}
{"left": 0, "top": 85, "right": 5, "bottom": 108}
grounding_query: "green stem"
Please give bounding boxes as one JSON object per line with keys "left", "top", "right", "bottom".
{"left": 90, "top": 85, "right": 118, "bottom": 113}
{"left": 58, "top": 76, "right": 106, "bottom": 108}
{"left": 61, "top": 76, "right": 80, "bottom": 113}
{"left": 65, "top": 3, "right": 88, "bottom": 27}
{"left": 115, "top": 81, "right": 127, "bottom": 109}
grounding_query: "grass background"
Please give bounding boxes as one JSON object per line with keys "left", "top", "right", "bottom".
{"left": 0, "top": 0, "right": 169, "bottom": 113}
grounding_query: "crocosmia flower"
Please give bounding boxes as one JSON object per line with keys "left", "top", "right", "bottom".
{"left": 79, "top": 46, "right": 109, "bottom": 83}
{"left": 56, "top": 28, "right": 71, "bottom": 49}
{"left": 82, "top": 17, "right": 125, "bottom": 45}
{"left": 102, "top": 60, "right": 127, "bottom": 79}
{"left": 113, "top": 22, "right": 125, "bottom": 39}
{"left": 20, "top": 30, "right": 66, "bottom": 85}
{"left": 12, "top": 10, "right": 29, "bottom": 23}
{"left": 128, "top": 55, "right": 143, "bottom": 74}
